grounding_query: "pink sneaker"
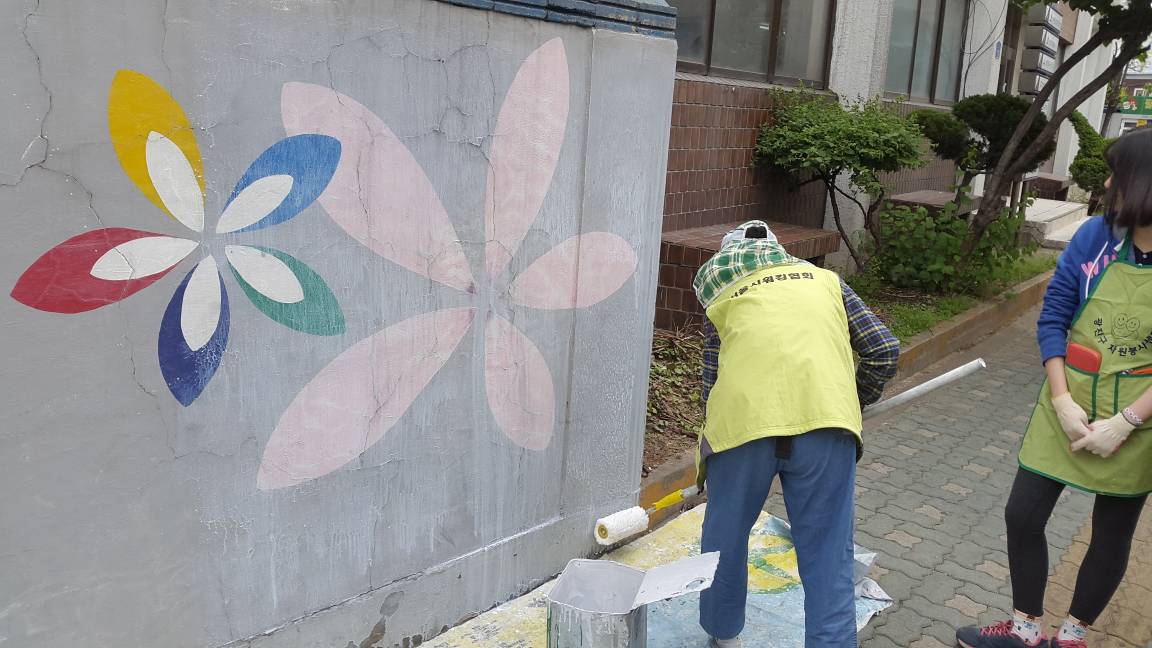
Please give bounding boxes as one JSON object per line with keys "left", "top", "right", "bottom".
{"left": 956, "top": 620, "right": 1046, "bottom": 648}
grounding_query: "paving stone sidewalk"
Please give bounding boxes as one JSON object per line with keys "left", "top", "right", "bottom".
{"left": 852, "top": 310, "right": 1152, "bottom": 648}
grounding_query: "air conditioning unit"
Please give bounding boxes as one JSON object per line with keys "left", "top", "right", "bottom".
{"left": 1024, "top": 24, "right": 1060, "bottom": 54}
{"left": 1020, "top": 71, "right": 1049, "bottom": 95}
{"left": 1026, "top": 3, "right": 1062, "bottom": 32}
{"left": 1021, "top": 48, "right": 1057, "bottom": 74}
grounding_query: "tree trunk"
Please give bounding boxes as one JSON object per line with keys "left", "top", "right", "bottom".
{"left": 1100, "top": 51, "right": 1128, "bottom": 137}
{"left": 966, "top": 29, "right": 1115, "bottom": 247}
{"left": 965, "top": 39, "right": 1145, "bottom": 251}
{"left": 826, "top": 182, "right": 865, "bottom": 271}
{"left": 954, "top": 170, "right": 977, "bottom": 206}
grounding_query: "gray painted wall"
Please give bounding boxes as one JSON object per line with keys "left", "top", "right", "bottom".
{"left": 0, "top": 1, "right": 675, "bottom": 645}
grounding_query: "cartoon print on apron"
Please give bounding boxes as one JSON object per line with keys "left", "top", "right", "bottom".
{"left": 1021, "top": 239, "right": 1152, "bottom": 496}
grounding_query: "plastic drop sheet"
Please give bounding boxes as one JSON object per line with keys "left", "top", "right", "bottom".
{"left": 610, "top": 505, "right": 893, "bottom": 648}
{"left": 423, "top": 504, "right": 890, "bottom": 647}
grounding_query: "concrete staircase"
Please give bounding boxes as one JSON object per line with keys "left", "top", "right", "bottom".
{"left": 1021, "top": 198, "right": 1090, "bottom": 249}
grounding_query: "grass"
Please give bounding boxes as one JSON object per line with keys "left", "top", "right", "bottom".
{"left": 848, "top": 250, "right": 1058, "bottom": 342}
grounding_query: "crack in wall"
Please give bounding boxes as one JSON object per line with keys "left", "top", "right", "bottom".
{"left": 1, "top": 0, "right": 51, "bottom": 189}
{"left": 159, "top": 0, "right": 175, "bottom": 83}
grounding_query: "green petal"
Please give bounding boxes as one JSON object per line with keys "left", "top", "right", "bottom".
{"left": 228, "top": 246, "right": 345, "bottom": 336}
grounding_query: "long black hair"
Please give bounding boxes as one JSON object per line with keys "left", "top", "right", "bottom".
{"left": 1104, "top": 127, "right": 1152, "bottom": 229}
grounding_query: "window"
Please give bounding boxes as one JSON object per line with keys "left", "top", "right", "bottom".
{"left": 886, "top": 0, "right": 970, "bottom": 104}
{"left": 666, "top": 0, "right": 837, "bottom": 87}
{"left": 1136, "top": 88, "right": 1148, "bottom": 97}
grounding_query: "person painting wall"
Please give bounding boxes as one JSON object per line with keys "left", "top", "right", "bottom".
{"left": 691, "top": 221, "right": 900, "bottom": 648}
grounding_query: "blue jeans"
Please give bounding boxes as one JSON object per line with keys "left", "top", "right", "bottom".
{"left": 699, "top": 429, "right": 858, "bottom": 648}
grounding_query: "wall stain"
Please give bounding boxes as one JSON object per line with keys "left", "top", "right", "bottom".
{"left": 358, "top": 591, "right": 405, "bottom": 648}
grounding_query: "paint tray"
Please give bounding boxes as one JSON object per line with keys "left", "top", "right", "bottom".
{"left": 546, "top": 552, "right": 718, "bottom": 647}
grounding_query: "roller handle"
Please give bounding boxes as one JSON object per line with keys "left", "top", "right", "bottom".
{"left": 648, "top": 486, "right": 700, "bottom": 514}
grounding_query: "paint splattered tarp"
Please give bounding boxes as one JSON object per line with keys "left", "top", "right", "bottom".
{"left": 424, "top": 504, "right": 891, "bottom": 647}
{"left": 612, "top": 505, "right": 892, "bottom": 648}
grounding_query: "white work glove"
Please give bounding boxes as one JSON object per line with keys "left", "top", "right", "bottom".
{"left": 1051, "top": 393, "right": 1090, "bottom": 442}
{"left": 1071, "top": 412, "right": 1135, "bottom": 458}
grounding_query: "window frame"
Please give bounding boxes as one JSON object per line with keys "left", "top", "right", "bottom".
{"left": 674, "top": 0, "right": 838, "bottom": 89}
{"left": 885, "top": 0, "right": 972, "bottom": 106}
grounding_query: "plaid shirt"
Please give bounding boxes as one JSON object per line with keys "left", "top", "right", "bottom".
{"left": 701, "top": 278, "right": 899, "bottom": 408}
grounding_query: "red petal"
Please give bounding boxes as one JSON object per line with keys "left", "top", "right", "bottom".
{"left": 11, "top": 228, "right": 181, "bottom": 313}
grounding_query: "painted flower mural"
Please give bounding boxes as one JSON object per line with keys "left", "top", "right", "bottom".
{"left": 260, "top": 39, "right": 639, "bottom": 489}
{"left": 10, "top": 70, "right": 345, "bottom": 406}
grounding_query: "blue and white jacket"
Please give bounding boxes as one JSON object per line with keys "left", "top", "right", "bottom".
{"left": 1038, "top": 216, "right": 1131, "bottom": 364}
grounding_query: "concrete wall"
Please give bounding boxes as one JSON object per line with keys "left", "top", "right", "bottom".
{"left": 0, "top": 1, "right": 675, "bottom": 646}
{"left": 961, "top": 0, "right": 1011, "bottom": 99}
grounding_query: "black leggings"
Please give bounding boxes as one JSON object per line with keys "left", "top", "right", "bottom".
{"left": 1005, "top": 468, "right": 1147, "bottom": 624}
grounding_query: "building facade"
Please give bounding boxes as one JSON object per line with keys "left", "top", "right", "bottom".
{"left": 653, "top": 0, "right": 1116, "bottom": 327}
{"left": 1108, "top": 71, "right": 1152, "bottom": 137}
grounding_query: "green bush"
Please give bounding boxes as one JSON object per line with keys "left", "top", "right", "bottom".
{"left": 875, "top": 200, "right": 1035, "bottom": 294}
{"left": 951, "top": 94, "right": 1057, "bottom": 175}
{"left": 909, "top": 95, "right": 1057, "bottom": 206}
{"left": 1068, "top": 111, "right": 1115, "bottom": 211}
{"left": 909, "top": 109, "right": 972, "bottom": 164}
{"left": 753, "top": 90, "right": 926, "bottom": 268}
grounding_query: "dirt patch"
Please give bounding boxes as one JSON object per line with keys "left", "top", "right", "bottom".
{"left": 643, "top": 327, "right": 706, "bottom": 477}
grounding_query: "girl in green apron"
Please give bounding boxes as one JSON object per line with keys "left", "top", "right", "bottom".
{"left": 957, "top": 128, "right": 1152, "bottom": 648}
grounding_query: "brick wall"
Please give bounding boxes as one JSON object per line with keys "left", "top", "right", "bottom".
{"left": 880, "top": 101, "right": 959, "bottom": 197}
{"left": 880, "top": 157, "right": 959, "bottom": 197}
{"left": 664, "top": 74, "right": 828, "bottom": 233}
{"left": 656, "top": 77, "right": 959, "bottom": 330}
{"left": 654, "top": 223, "right": 841, "bottom": 330}
{"left": 663, "top": 75, "right": 958, "bottom": 234}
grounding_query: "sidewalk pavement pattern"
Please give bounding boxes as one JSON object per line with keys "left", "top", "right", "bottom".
{"left": 858, "top": 312, "right": 1151, "bottom": 648}
{"left": 421, "top": 310, "right": 1152, "bottom": 647}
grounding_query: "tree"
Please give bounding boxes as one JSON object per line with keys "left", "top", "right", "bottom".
{"left": 754, "top": 92, "right": 926, "bottom": 269}
{"left": 967, "top": 0, "right": 1152, "bottom": 253}
{"left": 912, "top": 95, "right": 1057, "bottom": 204}
{"left": 1068, "top": 111, "right": 1114, "bottom": 213}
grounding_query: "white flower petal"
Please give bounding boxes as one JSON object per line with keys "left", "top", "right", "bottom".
{"left": 145, "top": 131, "right": 205, "bottom": 232}
{"left": 224, "top": 245, "right": 305, "bottom": 304}
{"left": 215, "top": 174, "right": 295, "bottom": 233}
{"left": 90, "top": 236, "right": 199, "bottom": 281}
{"left": 181, "top": 256, "right": 222, "bottom": 351}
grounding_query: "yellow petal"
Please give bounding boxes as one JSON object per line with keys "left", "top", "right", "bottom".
{"left": 108, "top": 70, "right": 204, "bottom": 219}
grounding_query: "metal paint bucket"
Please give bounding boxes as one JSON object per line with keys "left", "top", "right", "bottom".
{"left": 545, "top": 553, "right": 719, "bottom": 648}
{"left": 547, "top": 560, "right": 648, "bottom": 648}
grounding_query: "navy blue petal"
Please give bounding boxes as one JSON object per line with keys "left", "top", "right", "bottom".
{"left": 158, "top": 267, "right": 230, "bottom": 406}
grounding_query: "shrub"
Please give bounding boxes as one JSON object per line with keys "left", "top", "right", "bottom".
{"left": 875, "top": 199, "right": 1035, "bottom": 294}
{"left": 754, "top": 90, "right": 926, "bottom": 269}
{"left": 910, "top": 95, "right": 1058, "bottom": 205}
{"left": 1068, "top": 111, "right": 1115, "bottom": 213}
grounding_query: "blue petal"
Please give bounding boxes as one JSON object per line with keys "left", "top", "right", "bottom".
{"left": 158, "top": 267, "right": 230, "bottom": 406}
{"left": 221, "top": 134, "right": 341, "bottom": 233}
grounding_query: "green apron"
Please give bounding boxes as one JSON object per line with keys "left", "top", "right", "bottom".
{"left": 1020, "top": 239, "right": 1152, "bottom": 496}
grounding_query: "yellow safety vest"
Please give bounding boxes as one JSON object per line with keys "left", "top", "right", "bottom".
{"left": 700, "top": 264, "right": 863, "bottom": 478}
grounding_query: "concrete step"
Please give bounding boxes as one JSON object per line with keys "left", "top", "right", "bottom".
{"left": 1042, "top": 217, "right": 1089, "bottom": 250}
{"left": 1023, "top": 198, "right": 1089, "bottom": 244}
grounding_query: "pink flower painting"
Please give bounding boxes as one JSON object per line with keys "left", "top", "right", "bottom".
{"left": 260, "top": 39, "right": 638, "bottom": 489}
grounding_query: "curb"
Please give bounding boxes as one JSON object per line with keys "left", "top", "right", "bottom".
{"left": 639, "top": 448, "right": 703, "bottom": 526}
{"left": 639, "top": 270, "right": 1054, "bottom": 504}
{"left": 893, "top": 270, "right": 1053, "bottom": 381}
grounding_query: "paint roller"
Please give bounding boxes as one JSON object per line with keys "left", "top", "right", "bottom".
{"left": 594, "top": 358, "right": 987, "bottom": 545}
